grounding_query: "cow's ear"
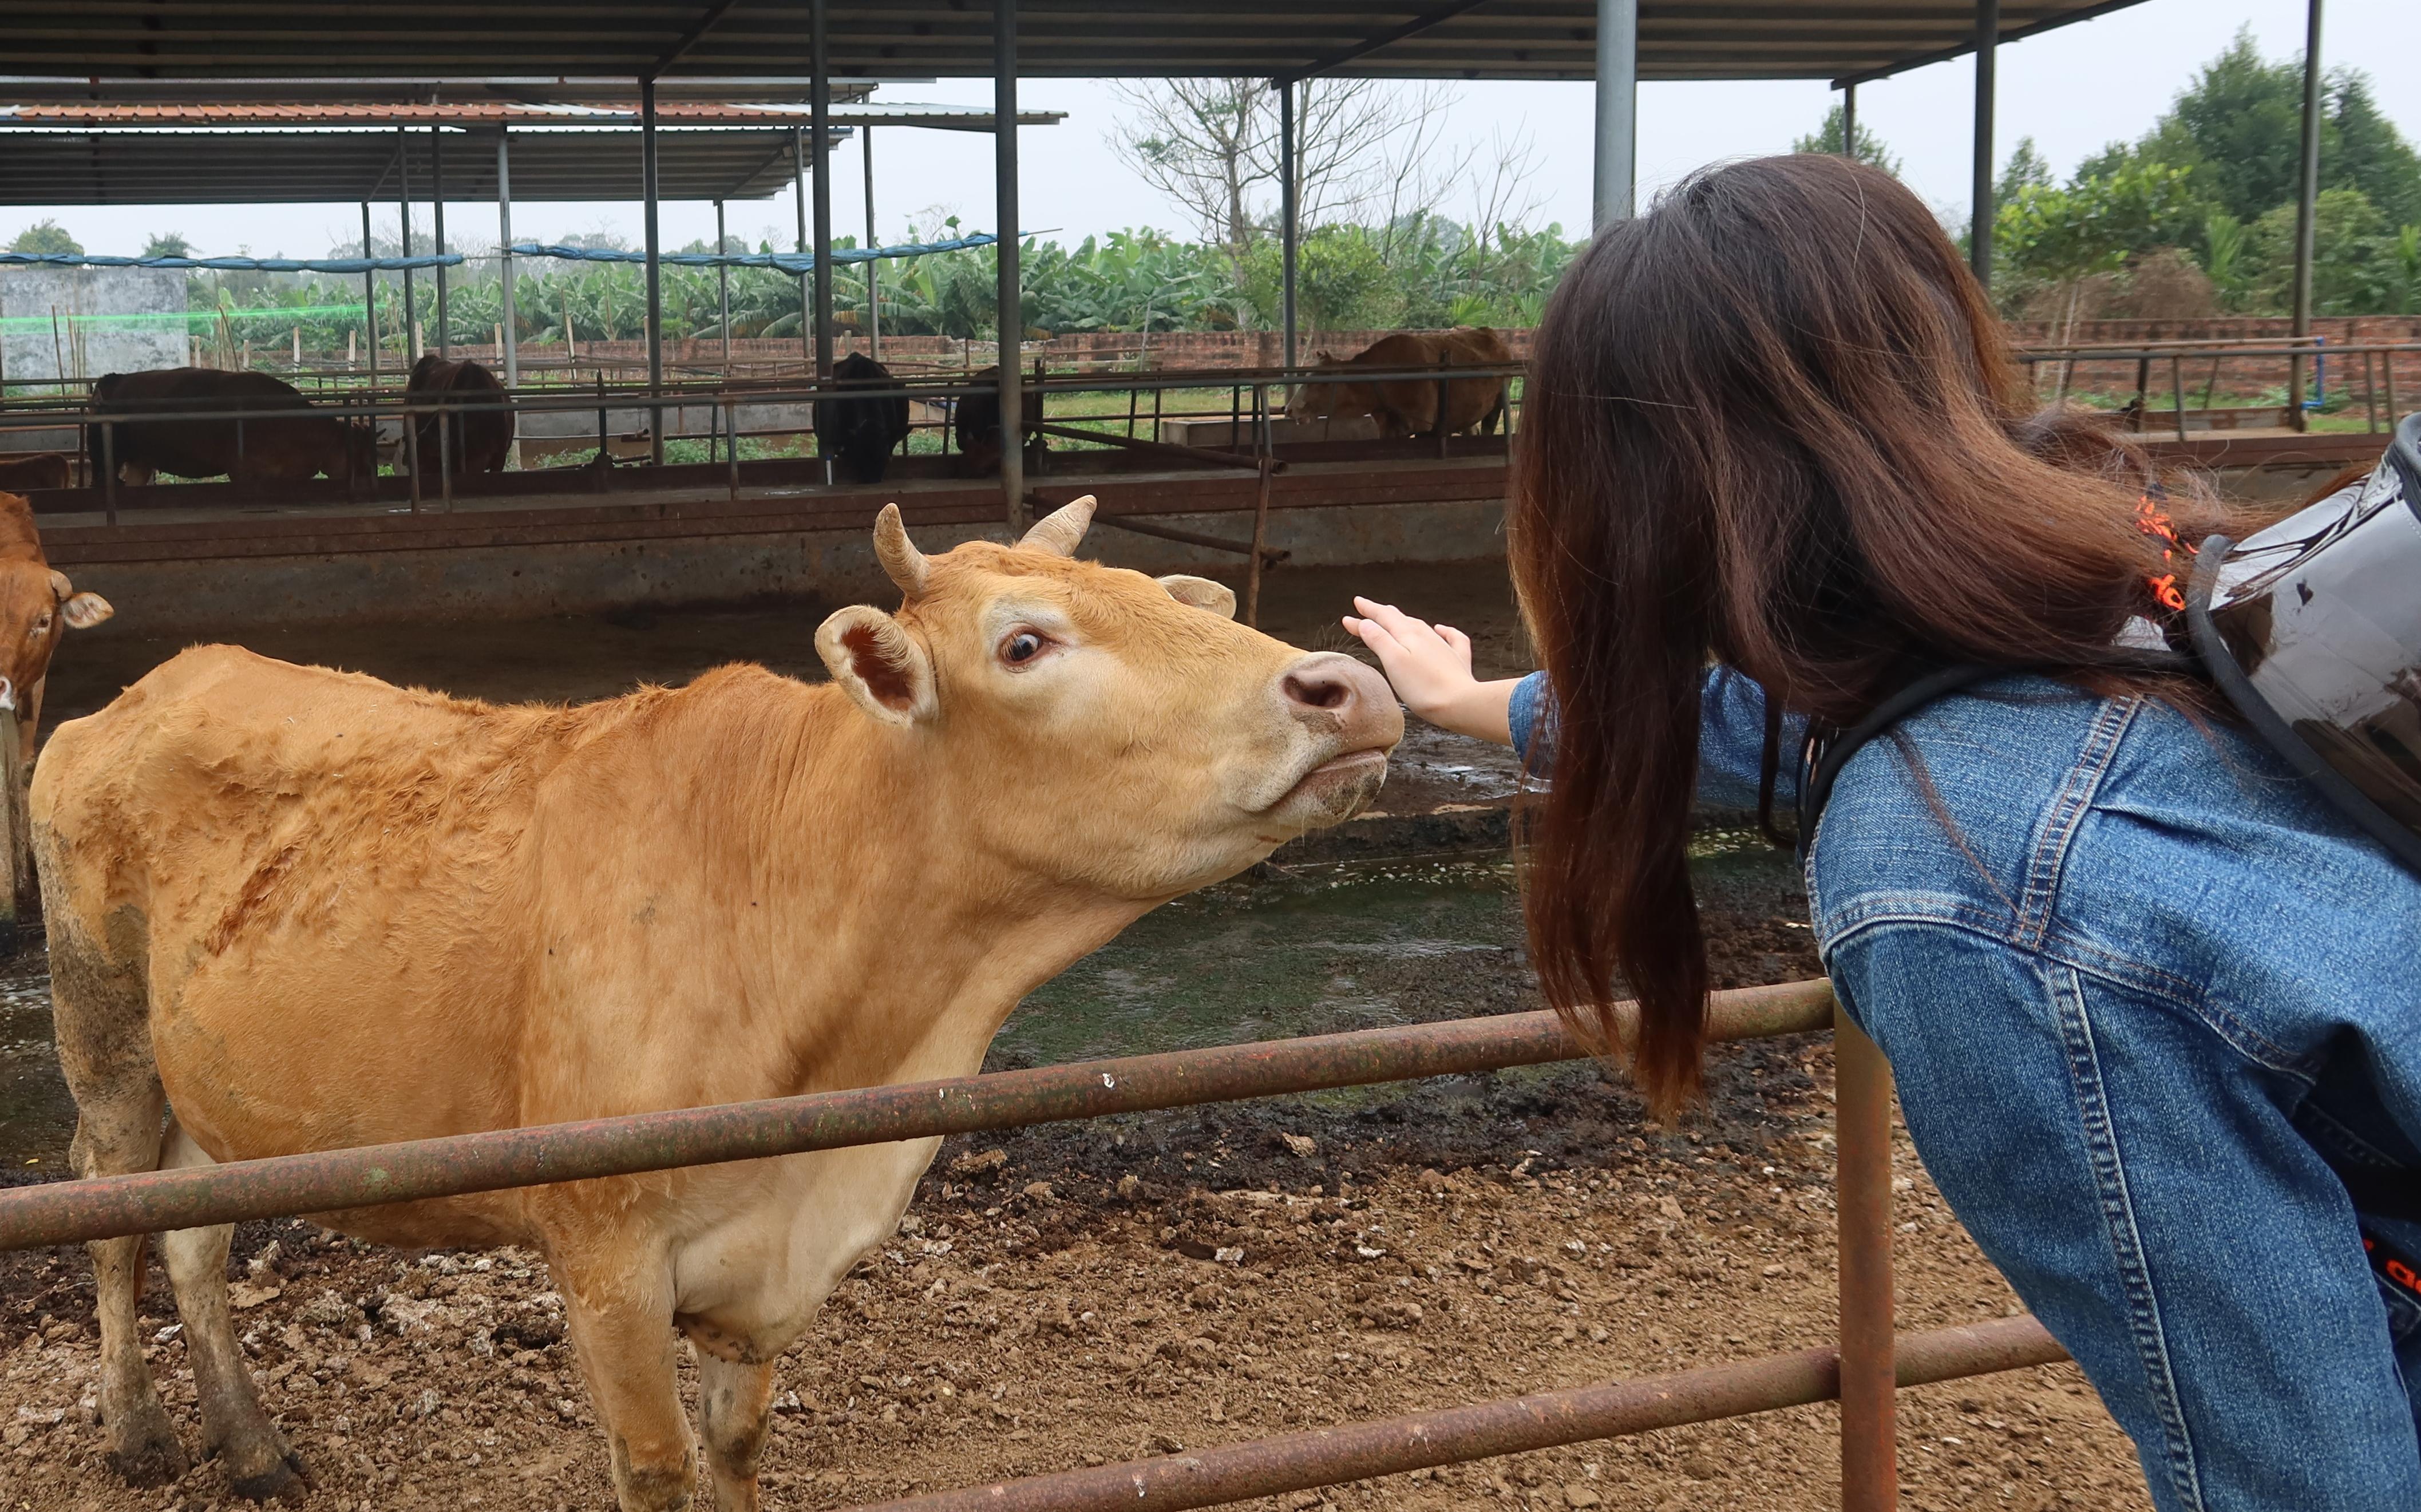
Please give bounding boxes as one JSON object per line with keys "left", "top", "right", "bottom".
{"left": 814, "top": 605, "right": 936, "bottom": 727}
{"left": 49, "top": 571, "right": 112, "bottom": 628}
{"left": 1157, "top": 575, "right": 1236, "bottom": 619}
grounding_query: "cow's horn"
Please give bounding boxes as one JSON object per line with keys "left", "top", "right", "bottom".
{"left": 1019, "top": 494, "right": 1096, "bottom": 557}
{"left": 47, "top": 569, "right": 72, "bottom": 601}
{"left": 873, "top": 504, "right": 929, "bottom": 599}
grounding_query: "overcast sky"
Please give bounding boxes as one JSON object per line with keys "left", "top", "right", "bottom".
{"left": 7, "top": 0, "right": 2417, "bottom": 262}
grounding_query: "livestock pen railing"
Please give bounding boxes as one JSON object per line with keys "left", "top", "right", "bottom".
{"left": 0, "top": 977, "right": 2070, "bottom": 1511}
{"left": 2019, "top": 337, "right": 2421, "bottom": 437}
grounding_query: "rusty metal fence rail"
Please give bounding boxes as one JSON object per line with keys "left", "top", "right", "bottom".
{"left": 0, "top": 977, "right": 2070, "bottom": 1509}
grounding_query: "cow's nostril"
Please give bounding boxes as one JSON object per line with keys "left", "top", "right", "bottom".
{"left": 1283, "top": 671, "right": 1352, "bottom": 711}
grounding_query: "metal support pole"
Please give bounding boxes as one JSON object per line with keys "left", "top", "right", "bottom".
{"left": 1591, "top": 0, "right": 1637, "bottom": 232}
{"left": 2288, "top": 0, "right": 2325, "bottom": 430}
{"left": 497, "top": 128, "right": 520, "bottom": 468}
{"left": 432, "top": 125, "right": 449, "bottom": 358}
{"left": 863, "top": 127, "right": 881, "bottom": 361}
{"left": 793, "top": 127, "right": 813, "bottom": 368}
{"left": 811, "top": 0, "right": 836, "bottom": 378}
{"left": 1837, "top": 1007, "right": 1898, "bottom": 1512}
{"left": 399, "top": 129, "right": 418, "bottom": 362}
{"left": 715, "top": 199, "right": 732, "bottom": 370}
{"left": 361, "top": 201, "right": 379, "bottom": 388}
{"left": 1971, "top": 0, "right": 1999, "bottom": 289}
{"left": 1279, "top": 78, "right": 1299, "bottom": 371}
{"left": 642, "top": 75, "right": 664, "bottom": 466}
{"left": 1842, "top": 84, "right": 1857, "bottom": 158}
{"left": 995, "top": 0, "right": 1024, "bottom": 527}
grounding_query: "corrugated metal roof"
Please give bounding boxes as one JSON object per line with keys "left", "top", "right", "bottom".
{"left": 0, "top": 2, "right": 2157, "bottom": 86}
{"left": 0, "top": 101, "right": 1065, "bottom": 130}
{"left": 0, "top": 100, "right": 1067, "bottom": 205}
{"left": 0, "top": 126, "right": 841, "bottom": 204}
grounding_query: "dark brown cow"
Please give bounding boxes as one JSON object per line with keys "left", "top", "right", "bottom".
{"left": 0, "top": 454, "right": 70, "bottom": 492}
{"left": 88, "top": 369, "right": 374, "bottom": 487}
{"left": 1288, "top": 327, "right": 1513, "bottom": 439}
{"left": 406, "top": 354, "right": 514, "bottom": 477}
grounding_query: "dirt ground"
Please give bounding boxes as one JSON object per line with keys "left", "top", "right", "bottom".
{"left": 0, "top": 563, "right": 2156, "bottom": 1510}
{"left": 0, "top": 1052, "right": 2153, "bottom": 1512}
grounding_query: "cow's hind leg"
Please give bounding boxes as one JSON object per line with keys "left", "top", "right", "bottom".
{"left": 54, "top": 923, "right": 185, "bottom": 1485}
{"left": 697, "top": 1352, "right": 776, "bottom": 1512}
{"left": 159, "top": 1124, "right": 306, "bottom": 1502}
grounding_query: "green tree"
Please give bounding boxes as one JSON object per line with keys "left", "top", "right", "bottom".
{"left": 2137, "top": 28, "right": 2309, "bottom": 224}
{"left": 2245, "top": 186, "right": 2392, "bottom": 315}
{"left": 1790, "top": 103, "right": 1901, "bottom": 178}
{"left": 1999, "top": 161, "right": 2202, "bottom": 285}
{"left": 2201, "top": 211, "right": 2250, "bottom": 310}
{"left": 2329, "top": 72, "right": 2421, "bottom": 230}
{"left": 2386, "top": 224, "right": 2421, "bottom": 316}
{"left": 141, "top": 231, "right": 195, "bottom": 259}
{"left": 2114, "top": 31, "right": 2420, "bottom": 235}
{"left": 1997, "top": 137, "right": 2055, "bottom": 204}
{"left": 7, "top": 219, "right": 82, "bottom": 256}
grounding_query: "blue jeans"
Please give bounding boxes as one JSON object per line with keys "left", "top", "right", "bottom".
{"left": 1508, "top": 668, "right": 2421, "bottom": 1509}
{"left": 1838, "top": 928, "right": 2421, "bottom": 1511}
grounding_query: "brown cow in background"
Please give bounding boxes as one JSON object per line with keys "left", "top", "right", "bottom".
{"left": 0, "top": 454, "right": 71, "bottom": 492}
{"left": 0, "top": 490, "right": 111, "bottom": 761}
{"left": 88, "top": 369, "right": 373, "bottom": 487}
{"left": 0, "top": 489, "right": 112, "bottom": 941}
{"left": 406, "top": 354, "right": 514, "bottom": 476}
{"left": 1288, "top": 326, "right": 1512, "bottom": 439}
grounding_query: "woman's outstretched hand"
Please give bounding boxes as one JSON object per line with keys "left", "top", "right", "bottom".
{"left": 1342, "top": 596, "right": 1522, "bottom": 747}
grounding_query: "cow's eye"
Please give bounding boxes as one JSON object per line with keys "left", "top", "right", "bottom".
{"left": 28, "top": 613, "right": 49, "bottom": 638}
{"left": 999, "top": 630, "right": 1047, "bottom": 666}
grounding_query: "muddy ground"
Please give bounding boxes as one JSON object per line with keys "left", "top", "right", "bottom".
{"left": 0, "top": 564, "right": 2153, "bottom": 1509}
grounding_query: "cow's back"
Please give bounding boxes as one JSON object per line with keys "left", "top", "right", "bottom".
{"left": 33, "top": 645, "right": 617, "bottom": 1196}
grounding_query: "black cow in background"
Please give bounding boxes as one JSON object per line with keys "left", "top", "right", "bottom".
{"left": 815, "top": 354, "right": 911, "bottom": 485}
{"left": 951, "top": 361, "right": 1046, "bottom": 478}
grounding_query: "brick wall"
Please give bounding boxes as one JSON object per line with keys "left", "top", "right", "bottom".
{"left": 501, "top": 317, "right": 2416, "bottom": 411}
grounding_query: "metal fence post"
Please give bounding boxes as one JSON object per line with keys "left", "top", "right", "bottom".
{"left": 1837, "top": 1004, "right": 1898, "bottom": 1510}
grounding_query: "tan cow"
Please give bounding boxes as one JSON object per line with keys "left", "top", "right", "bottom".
{"left": 0, "top": 490, "right": 113, "bottom": 761}
{"left": 35, "top": 496, "right": 1399, "bottom": 1510}
{"left": 1287, "top": 327, "right": 1513, "bottom": 440}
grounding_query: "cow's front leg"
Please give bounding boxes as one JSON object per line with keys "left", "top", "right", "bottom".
{"left": 694, "top": 1350, "right": 776, "bottom": 1512}
{"left": 556, "top": 1253, "right": 695, "bottom": 1512}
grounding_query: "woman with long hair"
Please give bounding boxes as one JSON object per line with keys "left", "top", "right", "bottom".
{"left": 1346, "top": 154, "right": 2419, "bottom": 1510}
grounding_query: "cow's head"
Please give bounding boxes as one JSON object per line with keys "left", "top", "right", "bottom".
{"left": 344, "top": 419, "right": 380, "bottom": 483}
{"left": 816, "top": 497, "right": 1401, "bottom": 899}
{"left": 0, "top": 493, "right": 110, "bottom": 718}
{"left": 1285, "top": 352, "right": 1351, "bottom": 421}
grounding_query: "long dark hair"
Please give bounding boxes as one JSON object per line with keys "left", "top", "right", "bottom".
{"left": 1509, "top": 154, "right": 2220, "bottom": 1117}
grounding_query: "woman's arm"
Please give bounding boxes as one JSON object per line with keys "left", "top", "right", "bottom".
{"left": 1341, "top": 597, "right": 1521, "bottom": 745}
{"left": 1344, "top": 599, "right": 1803, "bottom": 804}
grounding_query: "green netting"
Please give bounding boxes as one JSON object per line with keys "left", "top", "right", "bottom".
{"left": 0, "top": 303, "right": 368, "bottom": 330}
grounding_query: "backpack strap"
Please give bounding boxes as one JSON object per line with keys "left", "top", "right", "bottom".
{"left": 1792, "top": 663, "right": 2008, "bottom": 861}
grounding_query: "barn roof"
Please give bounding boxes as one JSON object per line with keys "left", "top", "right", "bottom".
{"left": 1, "top": 2, "right": 2158, "bottom": 87}
{"left": 0, "top": 102, "right": 1068, "bottom": 206}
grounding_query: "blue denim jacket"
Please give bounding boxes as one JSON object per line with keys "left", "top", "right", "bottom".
{"left": 1510, "top": 668, "right": 2421, "bottom": 1512}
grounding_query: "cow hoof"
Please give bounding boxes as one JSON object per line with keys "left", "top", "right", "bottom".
{"left": 226, "top": 1446, "right": 310, "bottom": 1505}
{"left": 102, "top": 1403, "right": 188, "bottom": 1486}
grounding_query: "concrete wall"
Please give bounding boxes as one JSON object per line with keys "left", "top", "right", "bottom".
{"left": 62, "top": 496, "right": 1510, "bottom": 637}
{"left": 0, "top": 266, "right": 184, "bottom": 395}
